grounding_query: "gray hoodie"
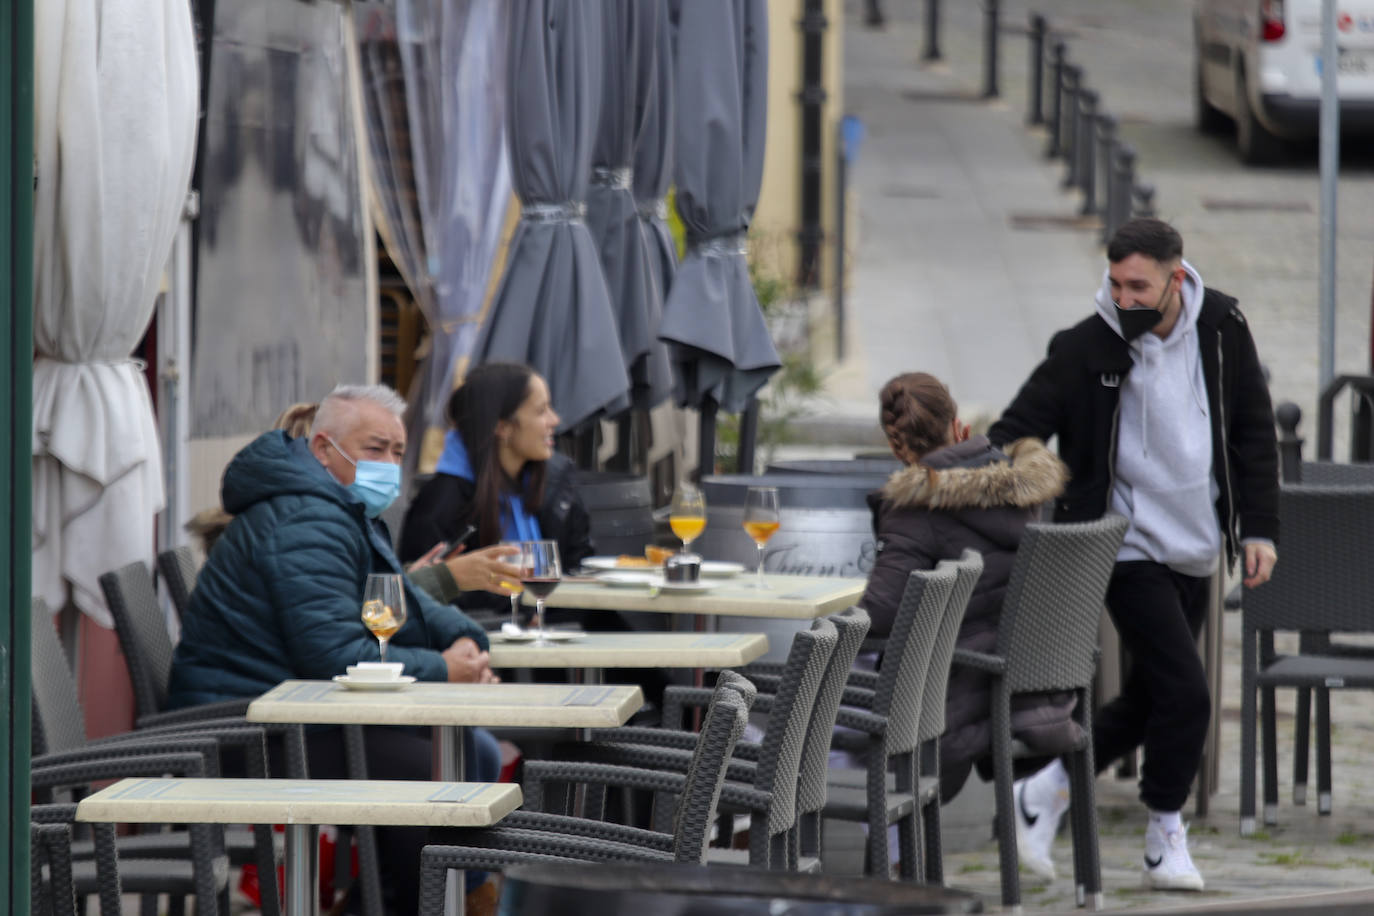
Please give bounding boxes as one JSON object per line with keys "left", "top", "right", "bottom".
{"left": 1094, "top": 260, "right": 1221, "bottom": 577}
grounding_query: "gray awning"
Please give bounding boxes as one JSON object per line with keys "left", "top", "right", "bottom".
{"left": 586, "top": 0, "right": 673, "bottom": 412}
{"left": 473, "top": 0, "right": 629, "bottom": 430}
{"left": 658, "top": 0, "right": 779, "bottom": 414}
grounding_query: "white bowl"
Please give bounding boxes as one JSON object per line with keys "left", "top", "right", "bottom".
{"left": 346, "top": 662, "right": 404, "bottom": 682}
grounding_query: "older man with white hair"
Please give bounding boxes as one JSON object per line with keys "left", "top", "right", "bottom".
{"left": 169, "top": 383, "right": 502, "bottom": 914}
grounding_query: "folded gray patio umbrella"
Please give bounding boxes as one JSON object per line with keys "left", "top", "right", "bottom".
{"left": 586, "top": 0, "right": 673, "bottom": 412}
{"left": 633, "top": 0, "right": 677, "bottom": 318}
{"left": 659, "top": 0, "right": 780, "bottom": 415}
{"left": 473, "top": 0, "right": 629, "bottom": 430}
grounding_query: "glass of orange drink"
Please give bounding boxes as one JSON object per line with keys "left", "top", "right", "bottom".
{"left": 669, "top": 482, "right": 707, "bottom": 554}
{"left": 742, "top": 486, "right": 780, "bottom": 589}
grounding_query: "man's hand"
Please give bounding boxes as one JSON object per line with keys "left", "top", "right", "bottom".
{"left": 442, "top": 637, "right": 500, "bottom": 683}
{"left": 446, "top": 544, "right": 523, "bottom": 595}
{"left": 1243, "top": 542, "right": 1277, "bottom": 588}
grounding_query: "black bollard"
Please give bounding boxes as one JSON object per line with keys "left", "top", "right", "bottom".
{"left": 983, "top": 0, "right": 1001, "bottom": 98}
{"left": 1276, "top": 402, "right": 1303, "bottom": 482}
{"left": 1078, "top": 89, "right": 1099, "bottom": 215}
{"left": 1097, "top": 113, "right": 1119, "bottom": 239}
{"left": 1061, "top": 65, "right": 1082, "bottom": 188}
{"left": 923, "top": 0, "right": 942, "bottom": 61}
{"left": 1113, "top": 144, "right": 1137, "bottom": 233}
{"left": 866, "top": 0, "right": 885, "bottom": 28}
{"left": 1133, "top": 182, "right": 1156, "bottom": 220}
{"left": 1045, "top": 41, "right": 1067, "bottom": 158}
{"left": 1028, "top": 14, "right": 1047, "bottom": 125}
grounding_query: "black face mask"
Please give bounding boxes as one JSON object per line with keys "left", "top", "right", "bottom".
{"left": 1114, "top": 276, "right": 1172, "bottom": 342}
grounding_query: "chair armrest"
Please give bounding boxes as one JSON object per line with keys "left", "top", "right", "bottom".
{"left": 952, "top": 648, "right": 1006, "bottom": 674}
{"left": 840, "top": 685, "right": 877, "bottom": 709}
{"left": 743, "top": 673, "right": 782, "bottom": 694}
{"left": 834, "top": 706, "right": 887, "bottom": 736}
{"left": 731, "top": 739, "right": 762, "bottom": 762}
{"left": 32, "top": 750, "right": 210, "bottom": 791}
{"left": 35, "top": 735, "right": 223, "bottom": 776}
{"left": 584, "top": 726, "right": 698, "bottom": 752}
{"left": 135, "top": 698, "right": 252, "bottom": 729}
{"left": 499, "top": 811, "right": 675, "bottom": 854}
{"left": 522, "top": 759, "right": 690, "bottom": 812}
{"left": 88, "top": 725, "right": 270, "bottom": 778}
{"left": 717, "top": 781, "right": 773, "bottom": 814}
{"left": 661, "top": 686, "right": 714, "bottom": 730}
{"left": 847, "top": 669, "right": 881, "bottom": 691}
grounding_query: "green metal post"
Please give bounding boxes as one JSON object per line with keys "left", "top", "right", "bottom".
{"left": 1, "top": 0, "right": 35, "bottom": 912}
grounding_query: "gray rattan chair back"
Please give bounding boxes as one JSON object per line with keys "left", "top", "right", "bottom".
{"left": 715, "top": 668, "right": 759, "bottom": 709}
{"left": 755, "top": 619, "right": 837, "bottom": 844}
{"left": 157, "top": 545, "right": 199, "bottom": 620}
{"left": 997, "top": 516, "right": 1128, "bottom": 694}
{"left": 1300, "top": 461, "right": 1374, "bottom": 486}
{"left": 875, "top": 564, "right": 956, "bottom": 754}
{"left": 795, "top": 607, "right": 870, "bottom": 820}
{"left": 1246, "top": 485, "right": 1374, "bottom": 632}
{"left": 29, "top": 599, "right": 88, "bottom": 757}
{"left": 672, "top": 686, "right": 752, "bottom": 862}
{"left": 99, "top": 561, "right": 174, "bottom": 721}
{"left": 918, "top": 551, "right": 983, "bottom": 744}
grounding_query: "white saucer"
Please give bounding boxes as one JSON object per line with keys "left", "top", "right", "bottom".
{"left": 492, "top": 629, "right": 539, "bottom": 642}
{"left": 538, "top": 629, "right": 587, "bottom": 642}
{"left": 658, "top": 580, "right": 717, "bottom": 594}
{"left": 583, "top": 556, "right": 663, "bottom": 572}
{"left": 332, "top": 675, "right": 416, "bottom": 691}
{"left": 596, "top": 571, "right": 664, "bottom": 588}
{"left": 700, "top": 561, "right": 746, "bottom": 578}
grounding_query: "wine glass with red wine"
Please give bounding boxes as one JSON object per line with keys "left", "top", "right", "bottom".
{"left": 519, "top": 540, "right": 562, "bottom": 646}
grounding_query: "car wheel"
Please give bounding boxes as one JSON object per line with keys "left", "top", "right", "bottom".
{"left": 1235, "top": 68, "right": 1284, "bottom": 164}
{"left": 1195, "top": 52, "right": 1228, "bottom": 134}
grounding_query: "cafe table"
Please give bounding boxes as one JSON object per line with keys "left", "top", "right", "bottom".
{"left": 247, "top": 680, "right": 641, "bottom": 916}
{"left": 487, "top": 630, "right": 769, "bottom": 684}
{"left": 76, "top": 776, "right": 521, "bottom": 916}
{"left": 526, "top": 573, "right": 866, "bottom": 623}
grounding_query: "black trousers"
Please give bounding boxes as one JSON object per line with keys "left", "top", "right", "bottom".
{"left": 1093, "top": 560, "right": 1212, "bottom": 813}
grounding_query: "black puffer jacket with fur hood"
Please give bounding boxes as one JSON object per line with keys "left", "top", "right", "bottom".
{"left": 858, "top": 435, "right": 1079, "bottom": 800}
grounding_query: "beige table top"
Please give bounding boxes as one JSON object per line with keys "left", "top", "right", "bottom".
{"left": 76, "top": 777, "right": 521, "bottom": 828}
{"left": 488, "top": 631, "right": 769, "bottom": 668}
{"left": 246, "top": 680, "right": 642, "bottom": 728}
{"left": 525, "top": 574, "right": 865, "bottom": 619}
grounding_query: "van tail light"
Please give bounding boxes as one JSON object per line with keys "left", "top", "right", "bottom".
{"left": 1260, "top": 0, "right": 1286, "bottom": 42}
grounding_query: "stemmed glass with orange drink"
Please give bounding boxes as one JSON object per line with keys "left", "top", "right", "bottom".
{"left": 669, "top": 482, "right": 707, "bottom": 555}
{"left": 742, "top": 486, "right": 780, "bottom": 589}
{"left": 361, "top": 573, "right": 407, "bottom": 661}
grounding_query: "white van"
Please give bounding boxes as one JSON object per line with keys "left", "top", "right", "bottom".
{"left": 1195, "top": 0, "right": 1374, "bottom": 162}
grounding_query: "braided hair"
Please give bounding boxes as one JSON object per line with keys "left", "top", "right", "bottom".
{"left": 879, "top": 372, "right": 957, "bottom": 465}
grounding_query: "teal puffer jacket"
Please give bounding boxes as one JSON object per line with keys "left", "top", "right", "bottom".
{"left": 167, "top": 431, "right": 489, "bottom": 709}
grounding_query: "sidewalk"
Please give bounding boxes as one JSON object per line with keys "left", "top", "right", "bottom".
{"left": 813, "top": 4, "right": 1374, "bottom": 911}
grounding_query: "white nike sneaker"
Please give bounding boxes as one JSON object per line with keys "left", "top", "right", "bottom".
{"left": 1013, "top": 777, "right": 1067, "bottom": 881}
{"left": 1143, "top": 821, "right": 1206, "bottom": 891}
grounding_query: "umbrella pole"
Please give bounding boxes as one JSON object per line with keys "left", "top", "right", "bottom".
{"left": 736, "top": 399, "right": 760, "bottom": 475}
{"left": 696, "top": 402, "right": 718, "bottom": 481}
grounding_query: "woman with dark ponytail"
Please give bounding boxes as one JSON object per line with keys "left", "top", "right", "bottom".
{"left": 859, "top": 371, "right": 1077, "bottom": 801}
{"left": 399, "top": 362, "right": 595, "bottom": 612}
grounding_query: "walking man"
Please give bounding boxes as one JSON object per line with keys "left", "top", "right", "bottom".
{"left": 988, "top": 218, "right": 1279, "bottom": 890}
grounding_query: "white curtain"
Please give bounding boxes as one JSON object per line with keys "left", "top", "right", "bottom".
{"left": 32, "top": 0, "right": 199, "bottom": 626}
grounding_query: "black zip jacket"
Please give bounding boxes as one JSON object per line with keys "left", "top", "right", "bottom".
{"left": 397, "top": 452, "right": 595, "bottom": 611}
{"left": 987, "top": 287, "right": 1279, "bottom": 568}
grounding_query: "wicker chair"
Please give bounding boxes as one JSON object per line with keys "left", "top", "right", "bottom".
{"left": 1239, "top": 484, "right": 1374, "bottom": 835}
{"left": 98, "top": 559, "right": 375, "bottom": 916}
{"left": 31, "top": 821, "right": 79, "bottom": 916}
{"left": 156, "top": 545, "right": 199, "bottom": 621}
{"left": 30, "top": 806, "right": 122, "bottom": 916}
{"left": 581, "top": 620, "right": 839, "bottom": 870}
{"left": 953, "top": 515, "right": 1127, "bottom": 911}
{"left": 416, "top": 677, "right": 754, "bottom": 916}
{"left": 823, "top": 563, "right": 958, "bottom": 880}
{"left": 31, "top": 598, "right": 281, "bottom": 916}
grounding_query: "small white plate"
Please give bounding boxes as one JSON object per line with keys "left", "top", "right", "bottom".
{"left": 538, "top": 629, "right": 588, "bottom": 642}
{"left": 700, "top": 561, "right": 746, "bottom": 578}
{"left": 658, "top": 580, "right": 717, "bottom": 594}
{"left": 332, "top": 675, "right": 416, "bottom": 691}
{"left": 596, "top": 571, "right": 664, "bottom": 588}
{"left": 582, "top": 556, "right": 663, "bottom": 572}
{"left": 492, "top": 629, "right": 539, "bottom": 643}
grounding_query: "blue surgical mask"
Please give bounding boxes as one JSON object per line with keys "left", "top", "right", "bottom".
{"left": 326, "top": 436, "right": 402, "bottom": 518}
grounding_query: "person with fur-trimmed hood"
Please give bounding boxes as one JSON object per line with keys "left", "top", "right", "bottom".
{"left": 858, "top": 371, "right": 1075, "bottom": 802}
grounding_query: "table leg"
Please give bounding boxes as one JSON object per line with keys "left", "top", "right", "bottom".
{"left": 438, "top": 725, "right": 467, "bottom": 916}
{"left": 284, "top": 823, "right": 320, "bottom": 916}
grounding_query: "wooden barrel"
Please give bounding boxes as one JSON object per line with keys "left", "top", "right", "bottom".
{"left": 500, "top": 862, "right": 981, "bottom": 914}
